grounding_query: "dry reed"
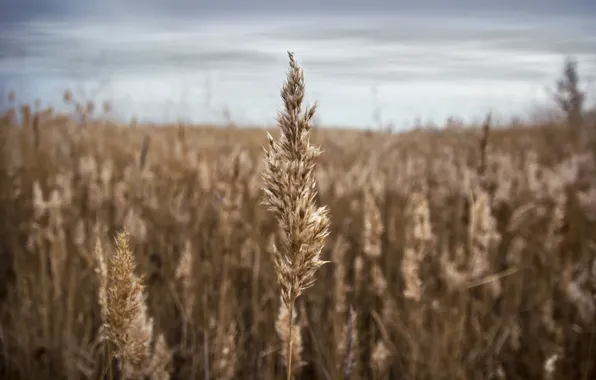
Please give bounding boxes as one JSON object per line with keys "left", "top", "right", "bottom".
{"left": 0, "top": 54, "right": 595, "bottom": 380}
{"left": 261, "top": 52, "right": 331, "bottom": 379}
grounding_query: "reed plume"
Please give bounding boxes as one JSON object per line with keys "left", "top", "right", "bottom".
{"left": 261, "top": 51, "right": 331, "bottom": 379}
{"left": 102, "top": 228, "right": 154, "bottom": 376}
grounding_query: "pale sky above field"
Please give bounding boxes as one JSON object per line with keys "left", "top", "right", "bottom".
{"left": 0, "top": 1, "right": 595, "bottom": 128}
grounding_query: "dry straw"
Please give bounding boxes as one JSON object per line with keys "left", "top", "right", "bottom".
{"left": 101, "top": 228, "right": 154, "bottom": 376}
{"left": 261, "top": 51, "right": 331, "bottom": 379}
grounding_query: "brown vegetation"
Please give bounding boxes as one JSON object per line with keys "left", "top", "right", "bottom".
{"left": 0, "top": 53, "right": 596, "bottom": 380}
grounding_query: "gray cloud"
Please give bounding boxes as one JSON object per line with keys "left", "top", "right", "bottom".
{"left": 2, "top": 0, "right": 594, "bottom": 23}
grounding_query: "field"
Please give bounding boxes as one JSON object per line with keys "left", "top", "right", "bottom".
{"left": 1, "top": 54, "right": 596, "bottom": 380}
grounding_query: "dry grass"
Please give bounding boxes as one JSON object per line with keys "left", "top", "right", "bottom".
{"left": 261, "top": 52, "right": 330, "bottom": 380}
{"left": 1, "top": 52, "right": 596, "bottom": 380}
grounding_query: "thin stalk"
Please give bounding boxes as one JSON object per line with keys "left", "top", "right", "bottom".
{"left": 286, "top": 290, "right": 295, "bottom": 380}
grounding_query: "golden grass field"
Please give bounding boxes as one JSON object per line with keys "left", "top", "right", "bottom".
{"left": 0, "top": 54, "right": 595, "bottom": 380}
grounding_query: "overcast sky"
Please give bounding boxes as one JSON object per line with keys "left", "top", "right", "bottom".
{"left": 1, "top": 0, "right": 594, "bottom": 126}
{"left": 2, "top": 0, "right": 595, "bottom": 23}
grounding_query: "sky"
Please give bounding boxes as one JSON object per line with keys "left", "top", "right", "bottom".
{"left": 0, "top": 0, "right": 595, "bottom": 128}
{"left": 2, "top": 0, "right": 595, "bottom": 22}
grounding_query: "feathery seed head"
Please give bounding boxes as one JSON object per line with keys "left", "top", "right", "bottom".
{"left": 261, "top": 52, "right": 331, "bottom": 306}
{"left": 103, "top": 228, "right": 154, "bottom": 367}
{"left": 262, "top": 52, "right": 330, "bottom": 379}
{"left": 94, "top": 236, "right": 108, "bottom": 324}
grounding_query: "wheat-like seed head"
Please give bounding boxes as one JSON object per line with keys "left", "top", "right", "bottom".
{"left": 103, "top": 228, "right": 154, "bottom": 368}
{"left": 402, "top": 191, "right": 434, "bottom": 301}
{"left": 362, "top": 190, "right": 383, "bottom": 259}
{"left": 371, "top": 340, "right": 391, "bottom": 377}
{"left": 175, "top": 240, "right": 195, "bottom": 320}
{"left": 261, "top": 51, "right": 331, "bottom": 378}
{"left": 147, "top": 334, "right": 172, "bottom": 380}
{"left": 468, "top": 187, "right": 500, "bottom": 278}
{"left": 94, "top": 236, "right": 108, "bottom": 325}
{"left": 261, "top": 51, "right": 331, "bottom": 307}
{"left": 332, "top": 235, "right": 350, "bottom": 317}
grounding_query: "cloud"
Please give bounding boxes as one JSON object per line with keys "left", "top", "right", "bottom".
{"left": 1, "top": 0, "right": 74, "bottom": 22}
{"left": 2, "top": 0, "right": 594, "bottom": 23}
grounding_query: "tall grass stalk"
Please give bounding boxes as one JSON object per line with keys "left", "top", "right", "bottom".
{"left": 261, "top": 52, "right": 331, "bottom": 380}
